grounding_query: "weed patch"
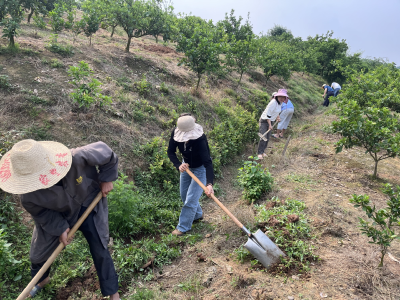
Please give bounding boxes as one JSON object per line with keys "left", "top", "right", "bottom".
{"left": 46, "top": 34, "right": 74, "bottom": 57}
{"left": 255, "top": 198, "right": 318, "bottom": 274}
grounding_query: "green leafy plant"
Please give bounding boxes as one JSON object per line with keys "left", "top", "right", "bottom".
{"left": 33, "top": 14, "right": 47, "bottom": 29}
{"left": 332, "top": 99, "right": 400, "bottom": 178}
{"left": 0, "top": 75, "right": 11, "bottom": 89}
{"left": 350, "top": 184, "right": 400, "bottom": 267}
{"left": 134, "top": 74, "right": 152, "bottom": 96}
{"left": 48, "top": 3, "right": 65, "bottom": 33}
{"left": 67, "top": 61, "right": 112, "bottom": 108}
{"left": 255, "top": 198, "right": 318, "bottom": 273}
{"left": 237, "top": 157, "right": 274, "bottom": 203}
{"left": 46, "top": 34, "right": 74, "bottom": 57}
{"left": 50, "top": 58, "right": 64, "bottom": 68}
{"left": 1, "top": 14, "right": 23, "bottom": 48}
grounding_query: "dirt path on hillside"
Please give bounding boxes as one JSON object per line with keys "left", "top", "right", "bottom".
{"left": 126, "top": 110, "right": 400, "bottom": 300}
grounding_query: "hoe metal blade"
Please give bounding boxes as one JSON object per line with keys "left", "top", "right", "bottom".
{"left": 244, "top": 229, "right": 286, "bottom": 268}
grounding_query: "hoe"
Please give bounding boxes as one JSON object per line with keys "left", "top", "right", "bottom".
{"left": 185, "top": 169, "right": 285, "bottom": 268}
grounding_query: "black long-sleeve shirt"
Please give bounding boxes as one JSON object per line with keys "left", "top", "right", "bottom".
{"left": 167, "top": 128, "right": 214, "bottom": 185}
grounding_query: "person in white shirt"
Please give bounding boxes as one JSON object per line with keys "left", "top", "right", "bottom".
{"left": 331, "top": 82, "right": 341, "bottom": 97}
{"left": 257, "top": 89, "right": 288, "bottom": 159}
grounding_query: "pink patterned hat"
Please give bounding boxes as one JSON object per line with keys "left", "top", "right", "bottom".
{"left": 0, "top": 139, "right": 72, "bottom": 194}
{"left": 274, "top": 89, "right": 289, "bottom": 99}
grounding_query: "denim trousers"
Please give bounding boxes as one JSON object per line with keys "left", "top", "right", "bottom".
{"left": 333, "top": 88, "right": 340, "bottom": 97}
{"left": 177, "top": 165, "right": 206, "bottom": 232}
{"left": 31, "top": 206, "right": 119, "bottom": 296}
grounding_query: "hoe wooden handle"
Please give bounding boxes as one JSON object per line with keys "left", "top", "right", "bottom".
{"left": 17, "top": 192, "right": 103, "bottom": 300}
{"left": 185, "top": 169, "right": 244, "bottom": 229}
{"left": 259, "top": 120, "right": 278, "bottom": 139}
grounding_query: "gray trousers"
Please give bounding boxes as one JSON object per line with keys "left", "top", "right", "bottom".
{"left": 257, "top": 121, "right": 274, "bottom": 155}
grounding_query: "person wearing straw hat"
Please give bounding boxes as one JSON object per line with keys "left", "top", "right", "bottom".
{"left": 257, "top": 89, "right": 287, "bottom": 159}
{"left": 0, "top": 140, "right": 120, "bottom": 299}
{"left": 167, "top": 113, "right": 214, "bottom": 236}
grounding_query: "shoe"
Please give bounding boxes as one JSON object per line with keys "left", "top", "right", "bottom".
{"left": 272, "top": 134, "right": 281, "bottom": 139}
{"left": 193, "top": 214, "right": 204, "bottom": 223}
{"left": 171, "top": 229, "right": 185, "bottom": 236}
{"left": 30, "top": 285, "right": 42, "bottom": 298}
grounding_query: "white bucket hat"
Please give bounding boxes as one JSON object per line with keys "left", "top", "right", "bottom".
{"left": 0, "top": 139, "right": 72, "bottom": 194}
{"left": 174, "top": 115, "right": 204, "bottom": 142}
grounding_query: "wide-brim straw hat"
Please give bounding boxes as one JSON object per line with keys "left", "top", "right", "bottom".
{"left": 0, "top": 139, "right": 72, "bottom": 194}
{"left": 274, "top": 89, "right": 289, "bottom": 99}
{"left": 174, "top": 116, "right": 204, "bottom": 142}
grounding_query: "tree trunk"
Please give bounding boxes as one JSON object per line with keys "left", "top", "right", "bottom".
{"left": 125, "top": 36, "right": 132, "bottom": 52}
{"left": 27, "top": 9, "right": 34, "bottom": 23}
{"left": 111, "top": 26, "right": 115, "bottom": 37}
{"left": 155, "top": 35, "right": 158, "bottom": 43}
{"left": 196, "top": 75, "right": 201, "bottom": 91}
{"left": 89, "top": 36, "right": 92, "bottom": 46}
{"left": 9, "top": 35, "right": 15, "bottom": 48}
{"left": 373, "top": 158, "right": 378, "bottom": 178}
{"left": 237, "top": 71, "right": 243, "bottom": 87}
{"left": 378, "top": 248, "right": 386, "bottom": 267}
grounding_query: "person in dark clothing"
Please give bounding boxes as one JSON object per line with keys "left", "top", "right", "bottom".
{"left": 0, "top": 140, "right": 120, "bottom": 299}
{"left": 167, "top": 114, "right": 214, "bottom": 236}
{"left": 322, "top": 84, "right": 334, "bottom": 107}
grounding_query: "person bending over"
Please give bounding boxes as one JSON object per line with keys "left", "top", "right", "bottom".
{"left": 0, "top": 140, "right": 120, "bottom": 299}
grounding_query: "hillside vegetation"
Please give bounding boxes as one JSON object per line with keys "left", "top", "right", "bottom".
{"left": 1, "top": 1, "right": 400, "bottom": 300}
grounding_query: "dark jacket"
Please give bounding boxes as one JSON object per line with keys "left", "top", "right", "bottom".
{"left": 20, "top": 142, "right": 118, "bottom": 263}
{"left": 167, "top": 129, "right": 214, "bottom": 185}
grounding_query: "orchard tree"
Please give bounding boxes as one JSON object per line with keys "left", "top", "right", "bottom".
{"left": 0, "top": 0, "right": 24, "bottom": 48}
{"left": 145, "top": 0, "right": 175, "bottom": 43}
{"left": 225, "top": 36, "right": 257, "bottom": 86}
{"left": 48, "top": 2, "right": 65, "bottom": 32}
{"left": 332, "top": 99, "right": 400, "bottom": 178}
{"left": 82, "top": 8, "right": 100, "bottom": 45}
{"left": 267, "top": 24, "right": 293, "bottom": 39}
{"left": 176, "top": 21, "right": 226, "bottom": 90}
{"left": 257, "top": 38, "right": 300, "bottom": 83}
{"left": 112, "top": 0, "right": 149, "bottom": 52}
{"left": 218, "top": 9, "right": 253, "bottom": 42}
{"left": 173, "top": 14, "right": 208, "bottom": 40}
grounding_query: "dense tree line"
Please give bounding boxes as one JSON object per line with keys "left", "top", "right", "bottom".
{"left": 0, "top": 0, "right": 392, "bottom": 87}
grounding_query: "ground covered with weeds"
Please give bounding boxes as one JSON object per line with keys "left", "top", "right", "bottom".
{"left": 1, "top": 17, "right": 399, "bottom": 300}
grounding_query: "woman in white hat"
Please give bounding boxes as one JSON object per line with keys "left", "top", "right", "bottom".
{"left": 257, "top": 89, "right": 288, "bottom": 159}
{"left": 0, "top": 140, "right": 120, "bottom": 299}
{"left": 167, "top": 113, "right": 214, "bottom": 236}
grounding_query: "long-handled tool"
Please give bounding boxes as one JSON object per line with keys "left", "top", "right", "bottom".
{"left": 258, "top": 121, "right": 278, "bottom": 142}
{"left": 185, "top": 169, "right": 285, "bottom": 268}
{"left": 17, "top": 192, "right": 103, "bottom": 300}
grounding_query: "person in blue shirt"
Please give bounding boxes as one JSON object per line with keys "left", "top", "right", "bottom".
{"left": 322, "top": 84, "right": 334, "bottom": 106}
{"left": 273, "top": 98, "right": 294, "bottom": 138}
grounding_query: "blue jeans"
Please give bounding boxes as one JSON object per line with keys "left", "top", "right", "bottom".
{"left": 177, "top": 165, "right": 205, "bottom": 232}
{"left": 333, "top": 88, "right": 340, "bottom": 97}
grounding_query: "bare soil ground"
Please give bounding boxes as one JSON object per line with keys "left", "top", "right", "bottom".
{"left": 127, "top": 112, "right": 400, "bottom": 300}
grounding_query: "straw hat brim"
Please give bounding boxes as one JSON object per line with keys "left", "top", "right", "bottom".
{"left": 174, "top": 124, "right": 204, "bottom": 142}
{"left": 0, "top": 141, "right": 72, "bottom": 194}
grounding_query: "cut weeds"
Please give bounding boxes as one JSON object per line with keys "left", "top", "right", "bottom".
{"left": 255, "top": 197, "right": 318, "bottom": 274}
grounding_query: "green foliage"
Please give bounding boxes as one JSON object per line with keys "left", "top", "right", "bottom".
{"left": 49, "top": 58, "right": 64, "bottom": 68}
{"left": 0, "top": 75, "right": 11, "bottom": 89}
{"left": 255, "top": 198, "right": 318, "bottom": 273}
{"left": 237, "top": 157, "right": 274, "bottom": 203}
{"left": 332, "top": 69, "right": 400, "bottom": 177}
{"left": 46, "top": 34, "right": 74, "bottom": 57}
{"left": 1, "top": 15, "right": 23, "bottom": 48}
{"left": 233, "top": 244, "right": 251, "bottom": 263}
{"left": 134, "top": 74, "right": 152, "bottom": 96}
{"left": 176, "top": 21, "right": 226, "bottom": 90}
{"left": 127, "top": 288, "right": 156, "bottom": 300}
{"left": 33, "top": 14, "right": 47, "bottom": 29}
{"left": 107, "top": 175, "right": 181, "bottom": 237}
{"left": 350, "top": 184, "right": 400, "bottom": 267}
{"left": 144, "top": 0, "right": 175, "bottom": 43}
{"left": 112, "top": 233, "right": 201, "bottom": 282}
{"left": 208, "top": 103, "right": 258, "bottom": 173}
{"left": 67, "top": 60, "right": 112, "bottom": 108}
{"left": 217, "top": 9, "right": 253, "bottom": 42}
{"left": 82, "top": 7, "right": 100, "bottom": 45}
{"left": 267, "top": 24, "right": 293, "bottom": 38}
{"left": 48, "top": 3, "right": 65, "bottom": 33}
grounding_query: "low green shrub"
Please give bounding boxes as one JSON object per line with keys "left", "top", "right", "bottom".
{"left": 134, "top": 75, "right": 151, "bottom": 96}
{"left": 255, "top": 198, "right": 318, "bottom": 273}
{"left": 50, "top": 58, "right": 64, "bottom": 68}
{"left": 0, "top": 75, "right": 11, "bottom": 89}
{"left": 159, "top": 82, "right": 169, "bottom": 94}
{"left": 68, "top": 61, "right": 111, "bottom": 108}
{"left": 350, "top": 184, "right": 400, "bottom": 267}
{"left": 46, "top": 34, "right": 74, "bottom": 57}
{"left": 33, "top": 15, "right": 47, "bottom": 29}
{"left": 237, "top": 157, "right": 274, "bottom": 203}
{"left": 107, "top": 175, "right": 181, "bottom": 237}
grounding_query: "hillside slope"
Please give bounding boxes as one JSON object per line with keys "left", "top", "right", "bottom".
{"left": 2, "top": 21, "right": 399, "bottom": 300}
